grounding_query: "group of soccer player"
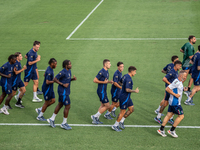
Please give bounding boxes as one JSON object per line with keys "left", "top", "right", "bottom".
{"left": 154, "top": 35, "right": 200, "bottom": 138}
{"left": 0, "top": 36, "right": 199, "bottom": 135}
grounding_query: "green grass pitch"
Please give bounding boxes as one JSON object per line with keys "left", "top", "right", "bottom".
{"left": 0, "top": 0, "right": 200, "bottom": 149}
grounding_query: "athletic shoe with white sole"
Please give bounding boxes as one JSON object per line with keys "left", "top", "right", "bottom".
{"left": 111, "top": 111, "right": 116, "bottom": 117}
{"left": 15, "top": 103, "right": 25, "bottom": 108}
{"left": 104, "top": 114, "right": 113, "bottom": 120}
{"left": 37, "top": 116, "right": 47, "bottom": 121}
{"left": 112, "top": 125, "right": 122, "bottom": 132}
{"left": 119, "top": 122, "right": 125, "bottom": 129}
{"left": 1, "top": 107, "right": 9, "bottom": 115}
{"left": 47, "top": 118, "right": 56, "bottom": 128}
{"left": 60, "top": 123, "right": 72, "bottom": 130}
{"left": 157, "top": 129, "right": 167, "bottom": 137}
{"left": 35, "top": 108, "right": 41, "bottom": 115}
{"left": 154, "top": 117, "right": 162, "bottom": 124}
{"left": 167, "top": 130, "right": 178, "bottom": 138}
{"left": 32, "top": 97, "right": 42, "bottom": 102}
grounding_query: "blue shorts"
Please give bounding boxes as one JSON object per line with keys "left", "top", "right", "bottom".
{"left": 97, "top": 92, "right": 109, "bottom": 103}
{"left": 168, "top": 105, "right": 184, "bottom": 115}
{"left": 111, "top": 90, "right": 120, "bottom": 102}
{"left": 2, "top": 84, "right": 12, "bottom": 94}
{"left": 43, "top": 91, "right": 55, "bottom": 101}
{"left": 12, "top": 80, "right": 24, "bottom": 91}
{"left": 59, "top": 95, "right": 70, "bottom": 105}
{"left": 24, "top": 69, "right": 38, "bottom": 82}
{"left": 193, "top": 77, "right": 200, "bottom": 86}
{"left": 164, "top": 91, "right": 170, "bottom": 101}
{"left": 119, "top": 97, "right": 133, "bottom": 110}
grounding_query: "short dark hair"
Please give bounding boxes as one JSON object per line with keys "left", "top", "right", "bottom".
{"left": 103, "top": 59, "right": 110, "bottom": 66}
{"left": 33, "top": 41, "right": 40, "bottom": 46}
{"left": 8, "top": 54, "right": 16, "bottom": 62}
{"left": 14, "top": 52, "right": 21, "bottom": 57}
{"left": 174, "top": 60, "right": 182, "bottom": 66}
{"left": 117, "top": 62, "right": 123, "bottom": 67}
{"left": 188, "top": 35, "right": 195, "bottom": 41}
{"left": 48, "top": 58, "right": 57, "bottom": 65}
{"left": 198, "top": 45, "right": 200, "bottom": 51}
{"left": 171, "top": 55, "right": 178, "bottom": 62}
{"left": 128, "top": 66, "right": 137, "bottom": 72}
{"left": 62, "top": 59, "right": 70, "bottom": 68}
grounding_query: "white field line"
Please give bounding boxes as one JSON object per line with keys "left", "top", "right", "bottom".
{"left": 0, "top": 123, "right": 200, "bottom": 128}
{"left": 66, "top": 0, "right": 104, "bottom": 40}
{"left": 67, "top": 38, "right": 200, "bottom": 41}
{"left": 38, "top": 70, "right": 45, "bottom": 71}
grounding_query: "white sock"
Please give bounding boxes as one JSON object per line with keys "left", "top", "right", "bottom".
{"left": 170, "top": 115, "right": 174, "bottom": 120}
{"left": 50, "top": 113, "right": 57, "bottom": 121}
{"left": 157, "top": 113, "right": 161, "bottom": 118}
{"left": 17, "top": 90, "right": 21, "bottom": 98}
{"left": 106, "top": 110, "right": 111, "bottom": 115}
{"left": 112, "top": 107, "right": 117, "bottom": 111}
{"left": 94, "top": 111, "right": 101, "bottom": 118}
{"left": 187, "top": 97, "right": 192, "bottom": 102}
{"left": 4, "top": 105, "right": 9, "bottom": 109}
{"left": 120, "top": 117, "right": 126, "bottom": 123}
{"left": 156, "top": 105, "right": 161, "bottom": 112}
{"left": 114, "top": 121, "right": 119, "bottom": 126}
{"left": 62, "top": 117, "right": 67, "bottom": 124}
{"left": 33, "top": 92, "right": 37, "bottom": 99}
{"left": 38, "top": 112, "right": 44, "bottom": 117}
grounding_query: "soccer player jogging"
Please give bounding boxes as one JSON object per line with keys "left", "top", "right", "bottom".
{"left": 184, "top": 45, "right": 200, "bottom": 105}
{"left": 180, "top": 35, "right": 196, "bottom": 95}
{"left": 47, "top": 60, "right": 76, "bottom": 130}
{"left": 155, "top": 55, "right": 179, "bottom": 114}
{"left": 104, "top": 62, "right": 124, "bottom": 118}
{"left": 154, "top": 60, "right": 182, "bottom": 125}
{"left": 112, "top": 66, "right": 139, "bottom": 132}
{"left": 35, "top": 58, "right": 57, "bottom": 121}
{"left": 91, "top": 59, "right": 113, "bottom": 124}
{"left": 0, "top": 55, "right": 16, "bottom": 115}
{"left": 157, "top": 70, "right": 187, "bottom": 138}
{"left": 11, "top": 52, "right": 27, "bottom": 108}
{"left": 18, "top": 41, "right": 42, "bottom": 102}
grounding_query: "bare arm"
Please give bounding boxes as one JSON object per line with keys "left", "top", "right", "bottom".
{"left": 161, "top": 69, "right": 167, "bottom": 74}
{"left": 126, "top": 87, "right": 139, "bottom": 93}
{"left": 162, "top": 77, "right": 171, "bottom": 85}
{"left": 198, "top": 66, "right": 200, "bottom": 70}
{"left": 165, "top": 87, "right": 180, "bottom": 98}
{"left": 180, "top": 49, "right": 184, "bottom": 53}
{"left": 28, "top": 55, "right": 41, "bottom": 65}
{"left": 53, "top": 77, "right": 69, "bottom": 88}
{"left": 0, "top": 72, "right": 11, "bottom": 78}
{"left": 113, "top": 82, "right": 122, "bottom": 89}
{"left": 71, "top": 75, "right": 77, "bottom": 81}
{"left": 14, "top": 65, "right": 27, "bottom": 75}
{"left": 46, "top": 80, "right": 54, "bottom": 85}
{"left": 189, "top": 55, "right": 194, "bottom": 59}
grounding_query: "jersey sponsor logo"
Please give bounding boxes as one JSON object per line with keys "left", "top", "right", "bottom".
{"left": 31, "top": 56, "right": 33, "bottom": 58}
{"left": 115, "top": 76, "right": 118, "bottom": 78}
{"left": 99, "top": 73, "right": 102, "bottom": 75}
{"left": 59, "top": 73, "right": 61, "bottom": 75}
{"left": 129, "top": 82, "right": 131, "bottom": 84}
{"left": 48, "top": 73, "right": 50, "bottom": 76}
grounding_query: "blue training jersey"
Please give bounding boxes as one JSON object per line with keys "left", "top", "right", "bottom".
{"left": 111, "top": 69, "right": 122, "bottom": 96}
{"left": 12, "top": 60, "right": 22, "bottom": 87}
{"left": 0, "top": 62, "right": 14, "bottom": 86}
{"left": 42, "top": 66, "right": 54, "bottom": 96}
{"left": 163, "top": 63, "right": 174, "bottom": 74}
{"left": 26, "top": 48, "right": 37, "bottom": 72}
{"left": 191, "top": 52, "right": 200, "bottom": 79}
{"left": 96, "top": 68, "right": 109, "bottom": 94}
{"left": 55, "top": 68, "right": 71, "bottom": 95}
{"left": 120, "top": 74, "right": 133, "bottom": 99}
{"left": 164, "top": 68, "right": 178, "bottom": 87}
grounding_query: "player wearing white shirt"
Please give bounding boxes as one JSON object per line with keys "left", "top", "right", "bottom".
{"left": 157, "top": 70, "right": 187, "bottom": 138}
